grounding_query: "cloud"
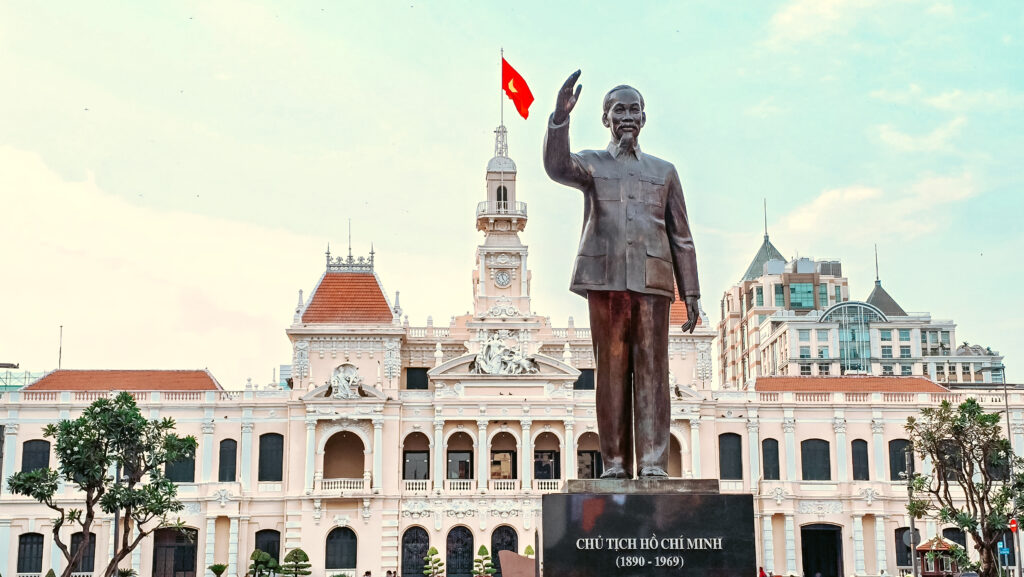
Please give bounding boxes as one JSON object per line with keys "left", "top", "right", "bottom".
{"left": 778, "top": 172, "right": 976, "bottom": 241}
{"left": 0, "top": 146, "right": 323, "bottom": 388}
{"left": 924, "top": 89, "right": 1024, "bottom": 111}
{"left": 871, "top": 84, "right": 1024, "bottom": 111}
{"left": 745, "top": 98, "right": 785, "bottom": 118}
{"left": 874, "top": 116, "right": 966, "bottom": 152}
{"left": 765, "top": 0, "right": 879, "bottom": 48}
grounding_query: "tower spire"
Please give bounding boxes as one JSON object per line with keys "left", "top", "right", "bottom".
{"left": 347, "top": 218, "right": 353, "bottom": 259}
{"left": 763, "top": 198, "right": 768, "bottom": 239}
{"left": 874, "top": 243, "right": 880, "bottom": 284}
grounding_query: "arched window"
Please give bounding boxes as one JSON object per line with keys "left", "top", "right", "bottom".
{"left": 258, "top": 433, "right": 284, "bottom": 482}
{"left": 496, "top": 185, "right": 508, "bottom": 207}
{"left": 851, "top": 439, "right": 869, "bottom": 481}
{"left": 17, "top": 533, "right": 44, "bottom": 573}
{"left": 165, "top": 453, "right": 195, "bottom": 483}
{"left": 219, "top": 439, "right": 237, "bottom": 482}
{"left": 801, "top": 439, "right": 831, "bottom": 481}
{"left": 889, "top": 439, "right": 912, "bottom": 481}
{"left": 718, "top": 433, "right": 743, "bottom": 480}
{"left": 447, "top": 526, "right": 474, "bottom": 577}
{"left": 71, "top": 532, "right": 97, "bottom": 572}
{"left": 21, "top": 440, "right": 50, "bottom": 472}
{"left": 762, "top": 438, "right": 780, "bottom": 480}
{"left": 153, "top": 528, "right": 198, "bottom": 577}
{"left": 942, "top": 527, "right": 967, "bottom": 549}
{"left": 491, "top": 525, "right": 519, "bottom": 577}
{"left": 326, "top": 527, "right": 358, "bottom": 570}
{"left": 402, "top": 527, "right": 430, "bottom": 577}
{"left": 894, "top": 527, "right": 913, "bottom": 567}
{"left": 254, "top": 529, "right": 281, "bottom": 561}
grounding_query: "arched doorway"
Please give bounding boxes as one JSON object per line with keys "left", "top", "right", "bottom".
{"left": 401, "top": 526, "right": 430, "bottom": 577}
{"left": 491, "top": 525, "right": 519, "bottom": 577}
{"left": 668, "top": 434, "right": 683, "bottom": 478}
{"left": 325, "top": 527, "right": 358, "bottom": 572}
{"left": 490, "top": 432, "right": 518, "bottom": 480}
{"left": 801, "top": 524, "right": 842, "bottom": 577}
{"left": 447, "top": 526, "right": 474, "bottom": 577}
{"left": 577, "top": 432, "right": 602, "bottom": 478}
{"left": 152, "top": 527, "right": 199, "bottom": 577}
{"left": 324, "top": 431, "right": 366, "bottom": 480}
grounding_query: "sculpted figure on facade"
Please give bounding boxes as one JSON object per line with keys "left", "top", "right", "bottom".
{"left": 470, "top": 332, "right": 539, "bottom": 375}
{"left": 543, "top": 70, "right": 700, "bottom": 478}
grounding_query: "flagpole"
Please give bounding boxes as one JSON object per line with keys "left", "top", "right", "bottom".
{"left": 500, "top": 47, "right": 504, "bottom": 127}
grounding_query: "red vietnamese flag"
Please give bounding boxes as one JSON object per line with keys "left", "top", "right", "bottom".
{"left": 502, "top": 57, "right": 534, "bottom": 119}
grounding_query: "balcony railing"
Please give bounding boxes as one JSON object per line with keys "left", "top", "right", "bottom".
{"left": 403, "top": 479, "right": 431, "bottom": 493}
{"left": 320, "top": 477, "right": 367, "bottom": 492}
{"left": 535, "top": 479, "right": 562, "bottom": 492}
{"left": 445, "top": 479, "right": 475, "bottom": 492}
{"left": 488, "top": 479, "right": 520, "bottom": 492}
{"left": 477, "top": 201, "right": 527, "bottom": 217}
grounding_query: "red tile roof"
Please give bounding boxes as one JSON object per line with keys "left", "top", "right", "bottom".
{"left": 669, "top": 286, "right": 701, "bottom": 327}
{"left": 301, "top": 273, "right": 394, "bottom": 324}
{"left": 26, "top": 370, "right": 221, "bottom": 391}
{"left": 754, "top": 376, "right": 948, "bottom": 393}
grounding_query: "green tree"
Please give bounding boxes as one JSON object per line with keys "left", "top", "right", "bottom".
{"left": 280, "top": 548, "right": 312, "bottom": 577}
{"left": 473, "top": 545, "right": 496, "bottom": 577}
{"left": 249, "top": 549, "right": 280, "bottom": 577}
{"left": 423, "top": 546, "right": 445, "bottom": 577}
{"left": 6, "top": 392, "right": 197, "bottom": 577}
{"left": 208, "top": 564, "right": 229, "bottom": 577}
{"left": 905, "top": 398, "right": 1024, "bottom": 577}
{"left": 523, "top": 544, "right": 534, "bottom": 557}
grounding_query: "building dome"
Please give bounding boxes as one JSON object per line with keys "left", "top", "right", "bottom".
{"left": 486, "top": 155, "right": 516, "bottom": 173}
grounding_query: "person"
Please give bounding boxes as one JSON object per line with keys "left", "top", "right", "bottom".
{"left": 363, "top": 572, "right": 371, "bottom": 577}
{"left": 544, "top": 70, "right": 700, "bottom": 479}
{"left": 760, "top": 567, "right": 768, "bottom": 577}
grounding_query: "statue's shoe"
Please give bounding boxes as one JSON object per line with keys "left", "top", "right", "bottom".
{"left": 599, "top": 466, "right": 630, "bottom": 479}
{"left": 639, "top": 466, "right": 669, "bottom": 478}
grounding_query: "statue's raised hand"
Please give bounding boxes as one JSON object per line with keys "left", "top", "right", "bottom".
{"left": 553, "top": 70, "right": 582, "bottom": 125}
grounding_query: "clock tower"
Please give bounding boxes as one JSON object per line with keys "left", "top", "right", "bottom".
{"left": 472, "top": 124, "right": 532, "bottom": 319}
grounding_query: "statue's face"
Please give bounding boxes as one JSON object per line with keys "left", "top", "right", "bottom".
{"left": 603, "top": 88, "right": 646, "bottom": 141}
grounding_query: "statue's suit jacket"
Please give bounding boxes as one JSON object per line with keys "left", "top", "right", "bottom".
{"left": 543, "top": 115, "right": 700, "bottom": 301}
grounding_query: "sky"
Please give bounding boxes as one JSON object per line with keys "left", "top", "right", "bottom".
{"left": 2, "top": 1, "right": 1022, "bottom": 389}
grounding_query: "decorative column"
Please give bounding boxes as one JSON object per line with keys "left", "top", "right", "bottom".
{"left": 761, "top": 514, "right": 775, "bottom": 573}
{"left": 747, "top": 418, "right": 761, "bottom": 492}
{"left": 853, "top": 514, "right": 866, "bottom": 574}
{"left": 205, "top": 517, "right": 217, "bottom": 577}
{"left": 0, "top": 422, "right": 17, "bottom": 498}
{"left": 690, "top": 417, "right": 702, "bottom": 478}
{"left": 228, "top": 516, "right": 240, "bottom": 577}
{"left": 783, "top": 417, "right": 797, "bottom": 481}
{"left": 201, "top": 420, "right": 215, "bottom": 483}
{"left": 521, "top": 419, "right": 533, "bottom": 490}
{"left": 239, "top": 421, "right": 254, "bottom": 491}
{"left": 872, "top": 418, "right": 886, "bottom": 481}
{"left": 304, "top": 419, "right": 317, "bottom": 493}
{"left": 433, "top": 420, "right": 445, "bottom": 489}
{"left": 784, "top": 514, "right": 797, "bottom": 574}
{"left": 1012, "top": 422, "right": 1024, "bottom": 458}
{"left": 477, "top": 420, "right": 489, "bottom": 491}
{"left": 874, "top": 515, "right": 888, "bottom": 574}
{"left": 564, "top": 420, "right": 576, "bottom": 480}
{"left": 372, "top": 418, "right": 384, "bottom": 491}
{"left": 834, "top": 417, "right": 848, "bottom": 482}
{"left": 0, "top": 519, "right": 12, "bottom": 576}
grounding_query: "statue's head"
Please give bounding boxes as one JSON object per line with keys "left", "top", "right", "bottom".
{"left": 602, "top": 85, "right": 646, "bottom": 143}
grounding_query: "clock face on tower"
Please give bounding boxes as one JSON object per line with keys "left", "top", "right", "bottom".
{"left": 494, "top": 270, "right": 512, "bottom": 288}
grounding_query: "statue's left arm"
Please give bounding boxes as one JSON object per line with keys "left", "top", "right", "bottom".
{"left": 665, "top": 167, "right": 701, "bottom": 332}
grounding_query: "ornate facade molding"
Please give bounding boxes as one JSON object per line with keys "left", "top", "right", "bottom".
{"left": 832, "top": 417, "right": 847, "bottom": 434}
{"left": 796, "top": 500, "right": 843, "bottom": 515}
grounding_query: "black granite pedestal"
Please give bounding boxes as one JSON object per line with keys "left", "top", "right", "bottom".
{"left": 542, "top": 480, "right": 755, "bottom": 577}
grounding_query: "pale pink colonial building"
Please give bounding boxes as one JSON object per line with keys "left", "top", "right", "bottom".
{"left": 0, "top": 126, "right": 1017, "bottom": 577}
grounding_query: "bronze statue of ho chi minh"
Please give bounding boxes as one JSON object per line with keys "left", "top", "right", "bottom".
{"left": 543, "top": 70, "right": 700, "bottom": 479}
